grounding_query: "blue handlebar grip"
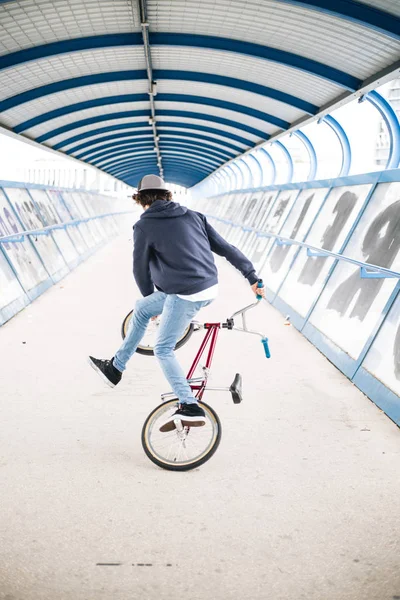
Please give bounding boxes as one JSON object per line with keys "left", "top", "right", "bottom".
{"left": 256, "top": 278, "right": 264, "bottom": 300}
{"left": 261, "top": 337, "right": 271, "bottom": 358}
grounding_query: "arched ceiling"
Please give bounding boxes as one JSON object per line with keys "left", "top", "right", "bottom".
{"left": 0, "top": 0, "right": 399, "bottom": 188}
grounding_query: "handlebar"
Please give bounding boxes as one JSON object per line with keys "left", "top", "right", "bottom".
{"left": 228, "top": 279, "right": 271, "bottom": 359}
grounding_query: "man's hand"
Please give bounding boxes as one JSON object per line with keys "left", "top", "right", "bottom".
{"left": 251, "top": 282, "right": 266, "bottom": 298}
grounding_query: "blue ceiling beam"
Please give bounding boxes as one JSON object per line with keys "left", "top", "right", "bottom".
{"left": 362, "top": 90, "right": 400, "bottom": 169}
{"left": 110, "top": 159, "right": 213, "bottom": 179}
{"left": 53, "top": 122, "right": 249, "bottom": 151}
{"left": 259, "top": 148, "right": 277, "bottom": 185}
{"left": 278, "top": 0, "right": 400, "bottom": 40}
{"left": 67, "top": 128, "right": 242, "bottom": 156}
{"left": 273, "top": 140, "right": 294, "bottom": 183}
{"left": 13, "top": 94, "right": 148, "bottom": 133}
{"left": 319, "top": 114, "right": 351, "bottom": 176}
{"left": 86, "top": 141, "right": 231, "bottom": 165}
{"left": 80, "top": 138, "right": 233, "bottom": 162}
{"left": 36, "top": 111, "right": 150, "bottom": 142}
{"left": 74, "top": 135, "right": 154, "bottom": 158}
{"left": 0, "top": 33, "right": 361, "bottom": 90}
{"left": 53, "top": 123, "right": 152, "bottom": 150}
{"left": 107, "top": 154, "right": 215, "bottom": 174}
{"left": 35, "top": 110, "right": 266, "bottom": 144}
{"left": 98, "top": 150, "right": 222, "bottom": 172}
{"left": 292, "top": 130, "right": 318, "bottom": 180}
{"left": 104, "top": 152, "right": 220, "bottom": 174}
{"left": 0, "top": 69, "right": 318, "bottom": 115}
{"left": 124, "top": 168, "right": 202, "bottom": 187}
{"left": 13, "top": 92, "right": 289, "bottom": 133}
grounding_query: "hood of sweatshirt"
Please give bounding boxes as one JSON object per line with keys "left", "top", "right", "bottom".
{"left": 140, "top": 199, "right": 188, "bottom": 219}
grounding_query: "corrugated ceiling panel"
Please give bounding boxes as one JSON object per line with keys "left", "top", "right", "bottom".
{"left": 1, "top": 80, "right": 149, "bottom": 126}
{"left": 0, "top": 0, "right": 138, "bottom": 56}
{"left": 155, "top": 115, "right": 260, "bottom": 144}
{"left": 154, "top": 100, "right": 277, "bottom": 136}
{"left": 151, "top": 47, "right": 341, "bottom": 106}
{"left": 155, "top": 80, "right": 304, "bottom": 123}
{"left": 148, "top": 0, "right": 400, "bottom": 79}
{"left": 40, "top": 117, "right": 151, "bottom": 146}
{"left": 0, "top": 48, "right": 146, "bottom": 101}
{"left": 22, "top": 100, "right": 150, "bottom": 138}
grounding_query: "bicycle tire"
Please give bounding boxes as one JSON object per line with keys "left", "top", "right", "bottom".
{"left": 121, "top": 310, "right": 195, "bottom": 355}
{"left": 141, "top": 399, "right": 222, "bottom": 471}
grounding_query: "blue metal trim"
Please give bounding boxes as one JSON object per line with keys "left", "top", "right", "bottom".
{"left": 226, "top": 164, "right": 238, "bottom": 190}
{"left": 301, "top": 321, "right": 357, "bottom": 379}
{"left": 100, "top": 149, "right": 221, "bottom": 171}
{"left": 208, "top": 213, "right": 400, "bottom": 279}
{"left": 110, "top": 159, "right": 213, "bottom": 179}
{"left": 112, "top": 163, "right": 214, "bottom": 181}
{"left": 238, "top": 159, "right": 253, "bottom": 188}
{"left": 14, "top": 92, "right": 289, "bottom": 134}
{"left": 0, "top": 33, "right": 361, "bottom": 90}
{"left": 0, "top": 69, "right": 318, "bottom": 115}
{"left": 88, "top": 143, "right": 155, "bottom": 164}
{"left": 248, "top": 153, "right": 264, "bottom": 188}
{"left": 53, "top": 122, "right": 249, "bottom": 151}
{"left": 292, "top": 130, "right": 318, "bottom": 180}
{"left": 36, "top": 111, "right": 150, "bottom": 142}
{"left": 260, "top": 148, "right": 276, "bottom": 184}
{"left": 273, "top": 141, "right": 294, "bottom": 183}
{"left": 75, "top": 137, "right": 154, "bottom": 159}
{"left": 96, "top": 145, "right": 223, "bottom": 168}
{"left": 158, "top": 94, "right": 289, "bottom": 129}
{"left": 320, "top": 114, "right": 351, "bottom": 176}
{"left": 277, "top": 0, "right": 400, "bottom": 41}
{"left": 65, "top": 128, "right": 241, "bottom": 158}
{"left": 120, "top": 170, "right": 204, "bottom": 186}
{"left": 156, "top": 33, "right": 361, "bottom": 89}
{"left": 232, "top": 162, "right": 244, "bottom": 189}
{"left": 352, "top": 368, "right": 400, "bottom": 426}
{"left": 363, "top": 90, "right": 400, "bottom": 170}
{"left": 14, "top": 94, "right": 147, "bottom": 133}
{"left": 36, "top": 111, "right": 262, "bottom": 144}
{"left": 86, "top": 140, "right": 231, "bottom": 164}
{"left": 220, "top": 168, "right": 233, "bottom": 192}
{"left": 149, "top": 110, "right": 268, "bottom": 139}
{"left": 204, "top": 168, "right": 388, "bottom": 197}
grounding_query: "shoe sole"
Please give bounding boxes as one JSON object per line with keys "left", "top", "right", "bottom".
{"left": 159, "top": 416, "right": 206, "bottom": 433}
{"left": 88, "top": 357, "right": 116, "bottom": 388}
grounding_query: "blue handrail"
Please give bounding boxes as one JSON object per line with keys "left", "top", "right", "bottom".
{"left": 0, "top": 211, "right": 134, "bottom": 244}
{"left": 206, "top": 214, "right": 400, "bottom": 280}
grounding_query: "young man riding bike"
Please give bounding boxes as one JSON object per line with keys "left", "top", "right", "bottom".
{"left": 89, "top": 174, "right": 265, "bottom": 431}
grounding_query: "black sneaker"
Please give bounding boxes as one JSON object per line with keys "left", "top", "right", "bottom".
{"left": 159, "top": 403, "right": 206, "bottom": 432}
{"left": 88, "top": 356, "right": 122, "bottom": 388}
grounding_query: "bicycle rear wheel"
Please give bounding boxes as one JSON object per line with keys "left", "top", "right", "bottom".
{"left": 121, "top": 310, "right": 195, "bottom": 355}
{"left": 142, "top": 399, "right": 221, "bottom": 471}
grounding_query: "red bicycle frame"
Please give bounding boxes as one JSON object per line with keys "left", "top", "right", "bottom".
{"left": 186, "top": 323, "right": 221, "bottom": 401}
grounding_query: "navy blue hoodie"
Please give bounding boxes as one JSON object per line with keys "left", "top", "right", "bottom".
{"left": 133, "top": 199, "right": 258, "bottom": 297}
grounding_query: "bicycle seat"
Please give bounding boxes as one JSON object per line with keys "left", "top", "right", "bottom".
{"left": 230, "top": 373, "right": 243, "bottom": 404}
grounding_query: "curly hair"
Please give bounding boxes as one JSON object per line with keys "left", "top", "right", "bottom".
{"left": 133, "top": 189, "right": 173, "bottom": 208}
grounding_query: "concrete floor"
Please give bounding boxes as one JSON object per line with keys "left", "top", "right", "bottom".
{"left": 1, "top": 230, "right": 400, "bottom": 600}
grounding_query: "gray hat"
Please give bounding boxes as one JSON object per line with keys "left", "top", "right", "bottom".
{"left": 137, "top": 174, "right": 169, "bottom": 191}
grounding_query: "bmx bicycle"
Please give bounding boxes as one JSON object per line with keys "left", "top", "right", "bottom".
{"left": 121, "top": 281, "right": 270, "bottom": 471}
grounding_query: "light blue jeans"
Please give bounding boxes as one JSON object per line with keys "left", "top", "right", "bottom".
{"left": 113, "top": 292, "right": 212, "bottom": 404}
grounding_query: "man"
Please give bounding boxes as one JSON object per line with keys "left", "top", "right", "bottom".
{"left": 89, "top": 174, "right": 265, "bottom": 431}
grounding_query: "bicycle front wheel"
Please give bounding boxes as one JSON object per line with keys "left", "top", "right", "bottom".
{"left": 121, "top": 310, "right": 194, "bottom": 355}
{"left": 142, "top": 400, "right": 221, "bottom": 471}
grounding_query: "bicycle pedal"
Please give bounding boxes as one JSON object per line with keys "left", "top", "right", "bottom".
{"left": 230, "top": 373, "right": 243, "bottom": 404}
